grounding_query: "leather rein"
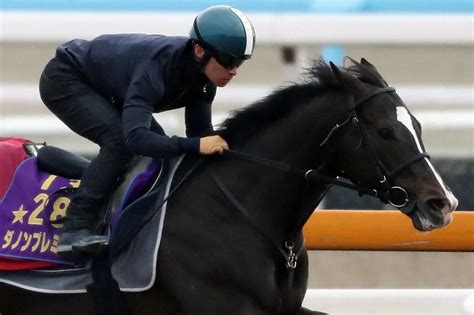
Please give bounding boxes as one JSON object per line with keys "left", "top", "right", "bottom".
{"left": 212, "top": 87, "right": 430, "bottom": 274}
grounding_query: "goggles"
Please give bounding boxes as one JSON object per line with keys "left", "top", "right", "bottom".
{"left": 212, "top": 51, "right": 245, "bottom": 70}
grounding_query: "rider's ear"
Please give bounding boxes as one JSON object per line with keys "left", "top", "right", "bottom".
{"left": 329, "top": 61, "right": 366, "bottom": 96}
{"left": 193, "top": 42, "right": 205, "bottom": 59}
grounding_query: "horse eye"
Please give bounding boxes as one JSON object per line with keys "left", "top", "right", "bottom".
{"left": 378, "top": 127, "right": 394, "bottom": 140}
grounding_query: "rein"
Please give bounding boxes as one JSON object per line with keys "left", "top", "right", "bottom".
{"left": 215, "top": 148, "right": 388, "bottom": 272}
{"left": 218, "top": 87, "right": 432, "bottom": 245}
{"left": 223, "top": 149, "right": 391, "bottom": 202}
{"left": 212, "top": 86, "right": 429, "bottom": 303}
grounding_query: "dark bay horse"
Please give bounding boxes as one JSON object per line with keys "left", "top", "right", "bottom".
{"left": 0, "top": 59, "right": 458, "bottom": 314}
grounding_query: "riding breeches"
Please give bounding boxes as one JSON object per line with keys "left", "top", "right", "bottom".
{"left": 39, "top": 57, "right": 134, "bottom": 230}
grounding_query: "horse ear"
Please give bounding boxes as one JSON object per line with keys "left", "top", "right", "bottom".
{"left": 360, "top": 58, "right": 389, "bottom": 87}
{"left": 329, "top": 61, "right": 365, "bottom": 96}
{"left": 360, "top": 58, "right": 375, "bottom": 69}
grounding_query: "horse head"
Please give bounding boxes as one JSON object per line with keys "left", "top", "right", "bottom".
{"left": 326, "top": 58, "right": 458, "bottom": 231}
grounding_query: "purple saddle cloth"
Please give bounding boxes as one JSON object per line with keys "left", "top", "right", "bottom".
{"left": 0, "top": 156, "right": 161, "bottom": 265}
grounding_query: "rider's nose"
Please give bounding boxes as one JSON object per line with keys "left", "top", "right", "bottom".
{"left": 228, "top": 67, "right": 238, "bottom": 76}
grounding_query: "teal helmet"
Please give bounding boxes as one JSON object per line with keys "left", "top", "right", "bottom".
{"left": 190, "top": 5, "right": 256, "bottom": 68}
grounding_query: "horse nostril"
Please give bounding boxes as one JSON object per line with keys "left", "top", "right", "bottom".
{"left": 426, "top": 197, "right": 451, "bottom": 214}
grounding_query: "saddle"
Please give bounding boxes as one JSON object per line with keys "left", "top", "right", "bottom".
{"left": 0, "top": 143, "right": 162, "bottom": 265}
{"left": 0, "top": 140, "right": 187, "bottom": 292}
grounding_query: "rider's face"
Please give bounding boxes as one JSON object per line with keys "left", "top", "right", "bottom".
{"left": 194, "top": 43, "right": 238, "bottom": 87}
{"left": 204, "top": 57, "right": 238, "bottom": 87}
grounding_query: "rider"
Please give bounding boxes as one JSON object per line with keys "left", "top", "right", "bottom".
{"left": 39, "top": 5, "right": 256, "bottom": 259}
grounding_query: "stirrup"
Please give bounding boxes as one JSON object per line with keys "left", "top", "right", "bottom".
{"left": 72, "top": 235, "right": 109, "bottom": 254}
{"left": 58, "top": 229, "right": 109, "bottom": 260}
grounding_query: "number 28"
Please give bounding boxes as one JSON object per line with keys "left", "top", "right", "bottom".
{"left": 29, "top": 193, "right": 70, "bottom": 228}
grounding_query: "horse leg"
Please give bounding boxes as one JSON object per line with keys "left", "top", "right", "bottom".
{"left": 126, "top": 282, "right": 182, "bottom": 315}
{"left": 155, "top": 254, "right": 275, "bottom": 314}
{"left": 87, "top": 252, "right": 130, "bottom": 315}
{"left": 86, "top": 277, "right": 129, "bottom": 315}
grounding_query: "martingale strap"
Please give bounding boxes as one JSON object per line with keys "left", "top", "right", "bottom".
{"left": 212, "top": 170, "right": 305, "bottom": 314}
{"left": 211, "top": 171, "right": 304, "bottom": 266}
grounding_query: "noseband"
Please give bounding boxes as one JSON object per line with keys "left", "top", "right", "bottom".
{"left": 330, "top": 86, "right": 430, "bottom": 212}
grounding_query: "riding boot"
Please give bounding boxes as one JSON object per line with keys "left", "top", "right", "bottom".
{"left": 57, "top": 200, "right": 108, "bottom": 260}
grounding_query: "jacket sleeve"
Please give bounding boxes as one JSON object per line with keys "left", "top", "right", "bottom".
{"left": 122, "top": 66, "right": 200, "bottom": 158}
{"left": 184, "top": 83, "right": 216, "bottom": 137}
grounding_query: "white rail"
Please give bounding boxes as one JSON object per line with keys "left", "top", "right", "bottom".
{"left": 1, "top": 83, "right": 472, "bottom": 134}
{"left": 302, "top": 289, "right": 474, "bottom": 314}
{"left": 1, "top": 83, "right": 472, "bottom": 108}
{"left": 1, "top": 12, "right": 473, "bottom": 45}
{"left": 3, "top": 110, "right": 473, "bottom": 135}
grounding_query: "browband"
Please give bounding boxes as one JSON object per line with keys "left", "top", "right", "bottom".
{"left": 348, "top": 87, "right": 396, "bottom": 111}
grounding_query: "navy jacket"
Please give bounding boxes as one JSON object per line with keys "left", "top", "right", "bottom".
{"left": 56, "top": 34, "right": 216, "bottom": 158}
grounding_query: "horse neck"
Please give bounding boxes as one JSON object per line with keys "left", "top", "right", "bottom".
{"left": 215, "top": 91, "right": 347, "bottom": 243}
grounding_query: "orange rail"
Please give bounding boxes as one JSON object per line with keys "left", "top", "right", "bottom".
{"left": 303, "top": 210, "right": 474, "bottom": 251}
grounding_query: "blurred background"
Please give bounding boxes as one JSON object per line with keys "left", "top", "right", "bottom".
{"left": 1, "top": 0, "right": 473, "bottom": 311}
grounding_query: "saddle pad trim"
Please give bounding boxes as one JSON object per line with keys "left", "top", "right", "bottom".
{"left": 118, "top": 154, "right": 184, "bottom": 292}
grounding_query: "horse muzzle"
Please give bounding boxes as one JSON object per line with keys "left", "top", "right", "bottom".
{"left": 409, "top": 194, "right": 458, "bottom": 231}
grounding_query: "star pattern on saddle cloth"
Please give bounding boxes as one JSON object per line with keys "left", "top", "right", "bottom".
{"left": 12, "top": 205, "right": 28, "bottom": 224}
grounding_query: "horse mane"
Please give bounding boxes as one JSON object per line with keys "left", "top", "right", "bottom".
{"left": 218, "top": 58, "right": 387, "bottom": 145}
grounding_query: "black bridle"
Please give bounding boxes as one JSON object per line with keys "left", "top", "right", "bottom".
{"left": 209, "top": 87, "right": 430, "bottom": 307}
{"left": 221, "top": 87, "right": 429, "bottom": 214}
{"left": 132, "top": 87, "right": 430, "bottom": 273}
{"left": 334, "top": 87, "right": 429, "bottom": 212}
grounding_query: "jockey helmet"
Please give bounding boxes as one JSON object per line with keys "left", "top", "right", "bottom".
{"left": 190, "top": 5, "right": 256, "bottom": 69}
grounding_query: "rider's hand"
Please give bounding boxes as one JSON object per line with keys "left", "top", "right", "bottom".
{"left": 199, "top": 135, "right": 229, "bottom": 155}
